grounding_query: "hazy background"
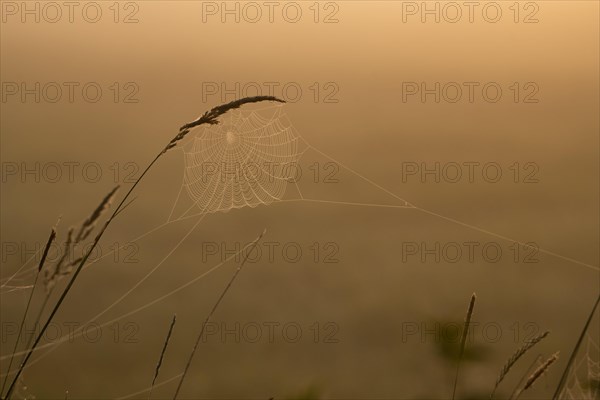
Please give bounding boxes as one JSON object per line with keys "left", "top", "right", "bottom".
{"left": 1, "top": 1, "right": 598, "bottom": 399}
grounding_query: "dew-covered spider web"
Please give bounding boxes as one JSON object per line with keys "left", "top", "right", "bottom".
{"left": 559, "top": 336, "right": 600, "bottom": 400}
{"left": 178, "top": 104, "right": 305, "bottom": 216}
{"left": 165, "top": 103, "right": 414, "bottom": 222}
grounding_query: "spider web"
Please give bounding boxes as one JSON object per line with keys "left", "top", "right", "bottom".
{"left": 559, "top": 335, "right": 600, "bottom": 400}
{"left": 179, "top": 104, "right": 303, "bottom": 216}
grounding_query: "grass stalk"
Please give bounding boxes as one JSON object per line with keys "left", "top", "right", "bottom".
{"left": 514, "top": 352, "right": 559, "bottom": 399}
{"left": 149, "top": 314, "right": 177, "bottom": 399}
{"left": 452, "top": 293, "right": 476, "bottom": 400}
{"left": 3, "top": 96, "right": 283, "bottom": 400}
{"left": 172, "top": 229, "right": 266, "bottom": 399}
{"left": 552, "top": 293, "right": 600, "bottom": 399}
{"left": 490, "top": 331, "right": 549, "bottom": 399}
{"left": 0, "top": 227, "right": 56, "bottom": 397}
